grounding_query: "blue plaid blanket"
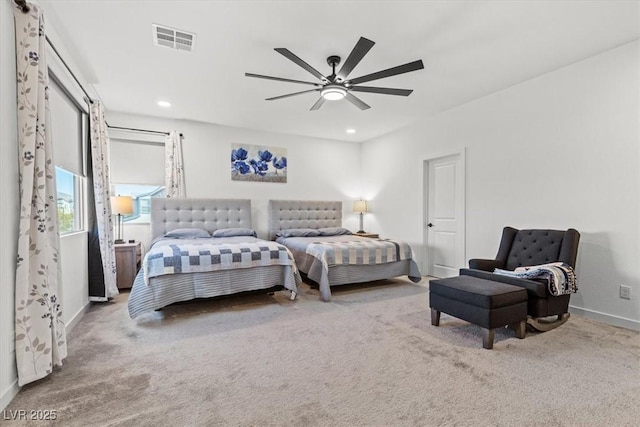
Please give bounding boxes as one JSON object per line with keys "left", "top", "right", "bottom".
{"left": 305, "top": 239, "right": 414, "bottom": 271}
{"left": 494, "top": 262, "right": 577, "bottom": 296}
{"left": 144, "top": 241, "right": 296, "bottom": 284}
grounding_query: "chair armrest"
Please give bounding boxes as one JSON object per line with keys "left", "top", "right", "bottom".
{"left": 460, "top": 268, "right": 547, "bottom": 298}
{"left": 468, "top": 258, "right": 503, "bottom": 271}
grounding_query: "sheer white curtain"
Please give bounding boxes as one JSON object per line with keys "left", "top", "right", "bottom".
{"left": 89, "top": 101, "right": 118, "bottom": 299}
{"left": 165, "top": 131, "right": 185, "bottom": 197}
{"left": 13, "top": 1, "right": 67, "bottom": 385}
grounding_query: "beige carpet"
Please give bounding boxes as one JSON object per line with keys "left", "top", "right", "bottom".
{"left": 5, "top": 278, "right": 639, "bottom": 426}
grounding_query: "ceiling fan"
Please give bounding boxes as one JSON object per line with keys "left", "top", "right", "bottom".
{"left": 245, "top": 37, "right": 424, "bottom": 111}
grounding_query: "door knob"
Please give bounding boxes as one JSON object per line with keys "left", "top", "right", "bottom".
{"left": 427, "top": 223, "right": 434, "bottom": 228}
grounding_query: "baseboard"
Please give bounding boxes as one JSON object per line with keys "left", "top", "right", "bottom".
{"left": 569, "top": 305, "right": 640, "bottom": 331}
{"left": 1, "top": 379, "right": 19, "bottom": 412}
{"left": 66, "top": 301, "right": 91, "bottom": 332}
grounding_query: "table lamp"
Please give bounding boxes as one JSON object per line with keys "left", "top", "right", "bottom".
{"left": 353, "top": 200, "right": 368, "bottom": 234}
{"left": 111, "top": 195, "right": 133, "bottom": 244}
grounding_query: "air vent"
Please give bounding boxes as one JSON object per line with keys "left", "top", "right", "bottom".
{"left": 152, "top": 24, "right": 196, "bottom": 52}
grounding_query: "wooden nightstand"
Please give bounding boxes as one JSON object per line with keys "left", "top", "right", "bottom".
{"left": 355, "top": 232, "right": 379, "bottom": 239}
{"left": 115, "top": 242, "right": 141, "bottom": 289}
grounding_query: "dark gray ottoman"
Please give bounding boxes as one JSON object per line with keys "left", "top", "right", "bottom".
{"left": 429, "top": 275, "right": 528, "bottom": 349}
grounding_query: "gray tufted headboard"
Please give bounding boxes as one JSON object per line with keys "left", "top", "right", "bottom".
{"left": 151, "top": 198, "right": 252, "bottom": 241}
{"left": 268, "top": 200, "right": 342, "bottom": 240}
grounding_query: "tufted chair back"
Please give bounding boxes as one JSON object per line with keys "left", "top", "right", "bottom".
{"left": 495, "top": 227, "right": 580, "bottom": 271}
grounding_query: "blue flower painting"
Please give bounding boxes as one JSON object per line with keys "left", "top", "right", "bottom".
{"left": 231, "top": 143, "right": 287, "bottom": 183}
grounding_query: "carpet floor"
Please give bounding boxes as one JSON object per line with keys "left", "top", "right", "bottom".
{"left": 4, "top": 278, "right": 639, "bottom": 426}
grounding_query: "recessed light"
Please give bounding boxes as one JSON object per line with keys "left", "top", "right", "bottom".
{"left": 157, "top": 100, "right": 171, "bottom": 108}
{"left": 346, "top": 129, "right": 356, "bottom": 134}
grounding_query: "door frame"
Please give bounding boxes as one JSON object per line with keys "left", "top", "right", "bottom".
{"left": 422, "top": 148, "right": 467, "bottom": 277}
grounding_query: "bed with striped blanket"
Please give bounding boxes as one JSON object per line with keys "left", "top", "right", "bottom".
{"left": 269, "top": 200, "right": 422, "bottom": 301}
{"left": 298, "top": 236, "right": 422, "bottom": 300}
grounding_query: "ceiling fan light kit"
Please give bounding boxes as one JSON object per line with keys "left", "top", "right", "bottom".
{"left": 321, "top": 85, "right": 346, "bottom": 101}
{"left": 246, "top": 36, "right": 424, "bottom": 111}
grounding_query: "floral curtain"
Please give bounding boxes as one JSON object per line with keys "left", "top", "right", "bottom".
{"left": 89, "top": 101, "right": 118, "bottom": 299}
{"left": 165, "top": 131, "right": 185, "bottom": 198}
{"left": 13, "top": 1, "right": 67, "bottom": 386}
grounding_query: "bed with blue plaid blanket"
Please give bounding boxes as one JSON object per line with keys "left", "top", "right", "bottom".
{"left": 128, "top": 236, "right": 301, "bottom": 318}
{"left": 144, "top": 240, "right": 296, "bottom": 284}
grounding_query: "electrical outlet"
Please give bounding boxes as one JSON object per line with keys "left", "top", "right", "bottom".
{"left": 619, "top": 285, "right": 631, "bottom": 300}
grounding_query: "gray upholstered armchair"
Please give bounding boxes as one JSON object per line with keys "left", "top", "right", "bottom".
{"left": 460, "top": 227, "right": 580, "bottom": 331}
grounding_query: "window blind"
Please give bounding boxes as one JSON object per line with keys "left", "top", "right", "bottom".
{"left": 49, "top": 79, "right": 84, "bottom": 175}
{"left": 109, "top": 139, "right": 164, "bottom": 185}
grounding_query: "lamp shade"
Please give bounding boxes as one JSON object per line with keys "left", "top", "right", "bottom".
{"left": 353, "top": 200, "right": 368, "bottom": 214}
{"left": 111, "top": 196, "right": 134, "bottom": 215}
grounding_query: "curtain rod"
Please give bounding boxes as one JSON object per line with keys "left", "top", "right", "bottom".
{"left": 46, "top": 35, "right": 95, "bottom": 105}
{"left": 13, "top": 0, "right": 182, "bottom": 140}
{"left": 108, "top": 126, "right": 184, "bottom": 138}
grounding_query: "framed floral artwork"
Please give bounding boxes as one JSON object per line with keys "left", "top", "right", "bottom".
{"left": 231, "top": 143, "right": 287, "bottom": 183}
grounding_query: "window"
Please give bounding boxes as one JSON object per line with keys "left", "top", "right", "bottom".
{"left": 56, "top": 167, "right": 83, "bottom": 233}
{"left": 109, "top": 135, "right": 165, "bottom": 224}
{"left": 49, "top": 74, "right": 87, "bottom": 235}
{"left": 111, "top": 184, "right": 166, "bottom": 224}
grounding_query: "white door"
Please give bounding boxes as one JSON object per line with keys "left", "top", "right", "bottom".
{"left": 425, "top": 153, "right": 465, "bottom": 278}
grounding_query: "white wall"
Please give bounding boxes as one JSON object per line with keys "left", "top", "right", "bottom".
{"left": 106, "top": 112, "right": 363, "bottom": 251}
{"left": 1, "top": 0, "right": 20, "bottom": 409}
{"left": 58, "top": 233, "right": 89, "bottom": 326}
{"left": 361, "top": 41, "right": 640, "bottom": 328}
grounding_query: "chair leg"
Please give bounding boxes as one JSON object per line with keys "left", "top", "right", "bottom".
{"left": 527, "top": 313, "right": 570, "bottom": 332}
{"left": 514, "top": 320, "right": 526, "bottom": 339}
{"left": 482, "top": 328, "right": 495, "bottom": 349}
{"left": 430, "top": 308, "right": 441, "bottom": 326}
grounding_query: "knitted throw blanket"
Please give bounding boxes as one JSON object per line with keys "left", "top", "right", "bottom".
{"left": 493, "top": 262, "right": 578, "bottom": 296}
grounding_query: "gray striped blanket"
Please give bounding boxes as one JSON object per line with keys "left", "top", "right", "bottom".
{"left": 144, "top": 241, "right": 296, "bottom": 284}
{"left": 305, "top": 239, "right": 414, "bottom": 271}
{"left": 494, "top": 262, "right": 577, "bottom": 296}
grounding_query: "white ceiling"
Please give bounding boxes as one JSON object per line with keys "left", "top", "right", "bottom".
{"left": 41, "top": 1, "right": 639, "bottom": 142}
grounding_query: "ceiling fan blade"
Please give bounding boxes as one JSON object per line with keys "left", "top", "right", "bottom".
{"left": 347, "top": 60, "right": 424, "bottom": 85}
{"left": 350, "top": 86, "right": 413, "bottom": 96}
{"left": 337, "top": 37, "right": 375, "bottom": 81}
{"left": 274, "top": 48, "right": 327, "bottom": 82}
{"left": 310, "top": 97, "right": 325, "bottom": 111}
{"left": 265, "top": 88, "right": 321, "bottom": 101}
{"left": 344, "top": 92, "right": 371, "bottom": 110}
{"left": 245, "top": 73, "right": 321, "bottom": 86}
